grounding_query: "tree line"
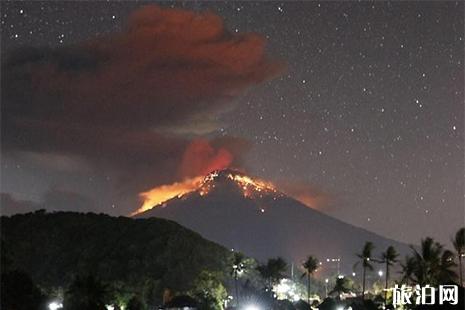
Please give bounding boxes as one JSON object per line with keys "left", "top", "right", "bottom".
{"left": 1, "top": 211, "right": 464, "bottom": 310}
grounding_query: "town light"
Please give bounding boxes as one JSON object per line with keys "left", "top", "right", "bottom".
{"left": 378, "top": 270, "right": 383, "bottom": 277}
{"left": 275, "top": 282, "right": 291, "bottom": 294}
{"left": 244, "top": 304, "right": 261, "bottom": 310}
{"left": 48, "top": 302, "right": 63, "bottom": 310}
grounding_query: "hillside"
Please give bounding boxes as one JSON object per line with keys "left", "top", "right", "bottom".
{"left": 138, "top": 169, "right": 411, "bottom": 272}
{"left": 1, "top": 211, "right": 232, "bottom": 296}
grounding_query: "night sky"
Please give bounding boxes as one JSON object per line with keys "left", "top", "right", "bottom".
{"left": 1, "top": 1, "right": 463, "bottom": 245}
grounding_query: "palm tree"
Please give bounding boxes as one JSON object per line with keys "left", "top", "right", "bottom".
{"left": 452, "top": 227, "right": 465, "bottom": 286}
{"left": 301, "top": 256, "right": 319, "bottom": 304}
{"left": 64, "top": 274, "right": 111, "bottom": 310}
{"left": 354, "top": 241, "right": 374, "bottom": 299}
{"left": 438, "top": 249, "right": 458, "bottom": 284}
{"left": 230, "top": 252, "right": 246, "bottom": 307}
{"left": 408, "top": 237, "right": 457, "bottom": 286}
{"left": 380, "top": 246, "right": 398, "bottom": 306}
{"left": 410, "top": 237, "right": 443, "bottom": 286}
{"left": 256, "top": 257, "right": 287, "bottom": 291}
{"left": 329, "top": 277, "right": 351, "bottom": 299}
{"left": 400, "top": 255, "right": 416, "bottom": 285}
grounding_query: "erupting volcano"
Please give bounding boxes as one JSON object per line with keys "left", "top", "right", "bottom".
{"left": 136, "top": 169, "right": 410, "bottom": 268}
{"left": 133, "top": 169, "right": 280, "bottom": 215}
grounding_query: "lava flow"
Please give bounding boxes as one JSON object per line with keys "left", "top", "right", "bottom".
{"left": 131, "top": 170, "right": 278, "bottom": 216}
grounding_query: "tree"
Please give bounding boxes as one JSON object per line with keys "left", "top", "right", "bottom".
{"left": 438, "top": 249, "right": 458, "bottom": 284}
{"left": 301, "top": 256, "right": 319, "bottom": 304}
{"left": 408, "top": 237, "right": 457, "bottom": 286}
{"left": 257, "top": 257, "right": 287, "bottom": 291}
{"left": 2, "top": 212, "right": 231, "bottom": 302}
{"left": 126, "top": 296, "right": 146, "bottom": 310}
{"left": 190, "top": 270, "right": 227, "bottom": 310}
{"left": 164, "top": 295, "right": 198, "bottom": 308}
{"left": 63, "top": 274, "right": 112, "bottom": 310}
{"left": 1, "top": 270, "right": 47, "bottom": 310}
{"left": 230, "top": 251, "right": 246, "bottom": 306}
{"left": 400, "top": 255, "right": 416, "bottom": 285}
{"left": 354, "top": 241, "right": 374, "bottom": 299}
{"left": 411, "top": 238, "right": 443, "bottom": 286}
{"left": 380, "top": 246, "right": 398, "bottom": 306}
{"left": 329, "top": 277, "right": 351, "bottom": 299}
{"left": 453, "top": 227, "right": 465, "bottom": 286}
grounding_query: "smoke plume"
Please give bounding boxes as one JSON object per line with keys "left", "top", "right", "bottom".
{"left": 1, "top": 5, "right": 282, "bottom": 214}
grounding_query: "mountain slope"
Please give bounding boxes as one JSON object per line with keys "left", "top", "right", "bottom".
{"left": 1, "top": 211, "right": 231, "bottom": 294}
{"left": 138, "top": 169, "right": 410, "bottom": 272}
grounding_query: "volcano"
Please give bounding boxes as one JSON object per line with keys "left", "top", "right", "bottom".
{"left": 137, "top": 169, "right": 409, "bottom": 271}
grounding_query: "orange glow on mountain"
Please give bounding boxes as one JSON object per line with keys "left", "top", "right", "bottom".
{"left": 131, "top": 170, "right": 279, "bottom": 216}
{"left": 226, "top": 173, "right": 277, "bottom": 197}
{"left": 131, "top": 176, "right": 205, "bottom": 215}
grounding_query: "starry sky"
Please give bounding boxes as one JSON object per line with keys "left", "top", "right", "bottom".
{"left": 1, "top": 1, "right": 463, "bottom": 245}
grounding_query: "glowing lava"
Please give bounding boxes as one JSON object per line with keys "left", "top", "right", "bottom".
{"left": 226, "top": 173, "right": 277, "bottom": 198}
{"left": 131, "top": 176, "right": 204, "bottom": 216}
{"left": 132, "top": 170, "right": 278, "bottom": 216}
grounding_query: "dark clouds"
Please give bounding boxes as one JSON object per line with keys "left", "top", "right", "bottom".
{"left": 1, "top": 5, "right": 282, "bottom": 210}
{"left": 3, "top": 5, "right": 282, "bottom": 130}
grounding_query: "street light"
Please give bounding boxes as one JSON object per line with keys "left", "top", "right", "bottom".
{"left": 48, "top": 302, "right": 63, "bottom": 310}
{"left": 378, "top": 270, "right": 383, "bottom": 277}
{"left": 244, "top": 304, "right": 260, "bottom": 310}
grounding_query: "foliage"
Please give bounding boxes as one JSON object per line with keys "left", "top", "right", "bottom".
{"left": 230, "top": 251, "right": 246, "bottom": 279}
{"left": 404, "top": 237, "right": 457, "bottom": 286}
{"left": 126, "top": 295, "right": 146, "bottom": 310}
{"left": 230, "top": 251, "right": 246, "bottom": 306}
{"left": 381, "top": 246, "right": 398, "bottom": 268}
{"left": 355, "top": 241, "right": 375, "bottom": 298}
{"left": 453, "top": 227, "right": 465, "bottom": 286}
{"left": 164, "top": 295, "right": 198, "bottom": 308}
{"left": 356, "top": 241, "right": 375, "bottom": 271}
{"left": 1, "top": 211, "right": 232, "bottom": 305}
{"left": 400, "top": 255, "right": 416, "bottom": 285}
{"left": 329, "top": 277, "right": 351, "bottom": 297}
{"left": 257, "top": 257, "right": 288, "bottom": 288}
{"left": 301, "top": 255, "right": 319, "bottom": 303}
{"left": 453, "top": 228, "right": 465, "bottom": 256}
{"left": 189, "top": 270, "right": 227, "bottom": 310}
{"left": 438, "top": 250, "right": 457, "bottom": 284}
{"left": 112, "top": 281, "right": 134, "bottom": 308}
{"left": 233, "top": 256, "right": 262, "bottom": 289}
{"left": 0, "top": 270, "right": 47, "bottom": 310}
{"left": 380, "top": 246, "right": 398, "bottom": 305}
{"left": 302, "top": 256, "right": 319, "bottom": 277}
{"left": 63, "top": 274, "right": 112, "bottom": 310}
